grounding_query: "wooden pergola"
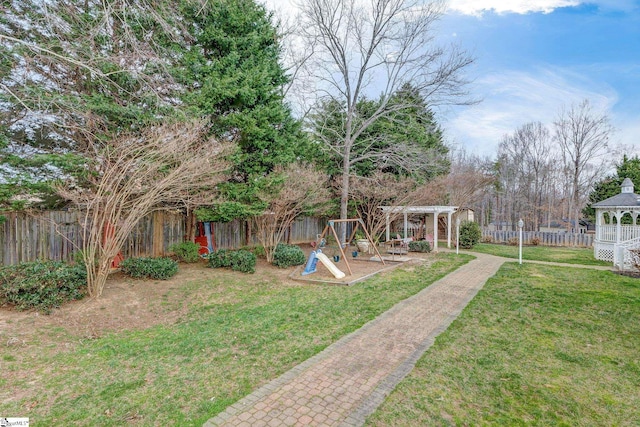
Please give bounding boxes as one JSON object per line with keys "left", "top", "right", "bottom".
{"left": 593, "top": 178, "right": 640, "bottom": 269}
{"left": 380, "top": 205, "right": 458, "bottom": 251}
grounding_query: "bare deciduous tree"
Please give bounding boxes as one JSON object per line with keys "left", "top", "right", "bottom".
{"left": 55, "top": 121, "right": 231, "bottom": 297}
{"left": 252, "top": 163, "right": 330, "bottom": 262}
{"left": 348, "top": 172, "right": 422, "bottom": 242}
{"left": 299, "top": 0, "right": 474, "bottom": 239}
{"left": 422, "top": 153, "right": 495, "bottom": 208}
{"left": 554, "top": 99, "right": 613, "bottom": 231}
{"left": 498, "top": 122, "right": 554, "bottom": 230}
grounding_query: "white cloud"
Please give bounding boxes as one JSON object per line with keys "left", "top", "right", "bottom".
{"left": 442, "top": 67, "right": 618, "bottom": 157}
{"left": 448, "top": 0, "right": 581, "bottom": 16}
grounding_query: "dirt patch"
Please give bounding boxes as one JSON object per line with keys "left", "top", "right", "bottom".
{"left": 0, "top": 246, "right": 421, "bottom": 353}
{"left": 1, "top": 260, "right": 287, "bottom": 346}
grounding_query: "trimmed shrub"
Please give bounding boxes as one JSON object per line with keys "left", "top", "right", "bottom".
{"left": 0, "top": 260, "right": 86, "bottom": 313}
{"left": 408, "top": 240, "right": 431, "bottom": 253}
{"left": 208, "top": 249, "right": 232, "bottom": 268}
{"left": 230, "top": 250, "right": 257, "bottom": 273}
{"left": 507, "top": 237, "right": 519, "bottom": 246}
{"left": 120, "top": 257, "right": 178, "bottom": 280}
{"left": 459, "top": 220, "right": 482, "bottom": 249}
{"left": 169, "top": 241, "right": 201, "bottom": 263}
{"left": 208, "top": 249, "right": 256, "bottom": 274}
{"left": 530, "top": 237, "right": 541, "bottom": 246}
{"left": 272, "top": 243, "right": 306, "bottom": 268}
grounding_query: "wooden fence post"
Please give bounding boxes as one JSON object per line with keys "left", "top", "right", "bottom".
{"left": 153, "top": 211, "right": 165, "bottom": 257}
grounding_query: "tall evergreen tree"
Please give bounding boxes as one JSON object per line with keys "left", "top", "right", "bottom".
{"left": 0, "top": 0, "right": 184, "bottom": 208}
{"left": 175, "top": 0, "right": 311, "bottom": 221}
{"left": 583, "top": 155, "right": 640, "bottom": 222}
{"left": 0, "top": 0, "right": 309, "bottom": 219}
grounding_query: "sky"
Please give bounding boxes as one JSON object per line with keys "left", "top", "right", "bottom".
{"left": 262, "top": 0, "right": 640, "bottom": 159}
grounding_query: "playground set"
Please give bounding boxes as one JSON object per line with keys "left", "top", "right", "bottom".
{"left": 301, "top": 219, "right": 384, "bottom": 279}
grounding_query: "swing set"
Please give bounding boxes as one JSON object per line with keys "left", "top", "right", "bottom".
{"left": 314, "top": 218, "right": 385, "bottom": 275}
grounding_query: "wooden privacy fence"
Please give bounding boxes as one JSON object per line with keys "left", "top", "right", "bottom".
{"left": 0, "top": 210, "right": 186, "bottom": 265}
{"left": 212, "top": 216, "right": 327, "bottom": 249}
{"left": 0, "top": 211, "right": 327, "bottom": 265}
{"left": 482, "top": 230, "right": 594, "bottom": 248}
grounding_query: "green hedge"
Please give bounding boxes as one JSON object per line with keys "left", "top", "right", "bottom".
{"left": 120, "top": 257, "right": 178, "bottom": 280}
{"left": 272, "top": 243, "right": 306, "bottom": 268}
{"left": 459, "top": 220, "right": 482, "bottom": 249}
{"left": 0, "top": 260, "right": 86, "bottom": 313}
{"left": 208, "top": 249, "right": 256, "bottom": 274}
{"left": 168, "top": 241, "right": 201, "bottom": 263}
{"left": 408, "top": 240, "right": 431, "bottom": 253}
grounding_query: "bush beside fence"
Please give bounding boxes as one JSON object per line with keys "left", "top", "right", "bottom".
{"left": 482, "top": 230, "right": 593, "bottom": 248}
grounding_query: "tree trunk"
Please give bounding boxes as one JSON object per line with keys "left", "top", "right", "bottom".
{"left": 340, "top": 140, "right": 351, "bottom": 243}
{"left": 185, "top": 209, "right": 197, "bottom": 242}
{"left": 86, "top": 257, "right": 111, "bottom": 298}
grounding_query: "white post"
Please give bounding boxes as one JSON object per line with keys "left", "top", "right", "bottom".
{"left": 385, "top": 212, "right": 390, "bottom": 242}
{"left": 433, "top": 212, "right": 439, "bottom": 252}
{"left": 518, "top": 218, "right": 524, "bottom": 265}
{"left": 403, "top": 211, "right": 408, "bottom": 239}
{"left": 447, "top": 211, "right": 452, "bottom": 248}
{"left": 456, "top": 217, "right": 461, "bottom": 255}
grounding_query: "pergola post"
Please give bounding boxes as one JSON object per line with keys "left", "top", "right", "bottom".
{"left": 386, "top": 213, "right": 390, "bottom": 242}
{"left": 616, "top": 210, "right": 622, "bottom": 244}
{"left": 433, "top": 211, "right": 439, "bottom": 252}
{"left": 447, "top": 211, "right": 453, "bottom": 248}
{"left": 403, "top": 211, "right": 408, "bottom": 239}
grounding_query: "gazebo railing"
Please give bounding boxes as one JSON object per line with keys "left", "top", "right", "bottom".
{"left": 596, "top": 225, "right": 640, "bottom": 242}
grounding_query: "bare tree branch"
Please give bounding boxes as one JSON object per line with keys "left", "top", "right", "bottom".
{"left": 554, "top": 99, "right": 613, "bottom": 231}
{"left": 55, "top": 121, "right": 232, "bottom": 297}
{"left": 252, "top": 162, "right": 330, "bottom": 262}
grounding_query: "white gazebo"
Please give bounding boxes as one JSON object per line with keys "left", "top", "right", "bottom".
{"left": 380, "top": 205, "right": 458, "bottom": 251}
{"left": 593, "top": 178, "right": 640, "bottom": 269}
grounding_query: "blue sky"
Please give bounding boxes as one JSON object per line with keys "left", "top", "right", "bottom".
{"left": 263, "top": 0, "right": 640, "bottom": 159}
{"left": 440, "top": 0, "right": 640, "bottom": 158}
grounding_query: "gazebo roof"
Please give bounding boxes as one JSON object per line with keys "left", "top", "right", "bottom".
{"left": 593, "top": 178, "right": 640, "bottom": 208}
{"left": 592, "top": 193, "right": 640, "bottom": 208}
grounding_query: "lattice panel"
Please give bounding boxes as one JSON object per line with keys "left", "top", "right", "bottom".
{"left": 597, "top": 248, "right": 614, "bottom": 262}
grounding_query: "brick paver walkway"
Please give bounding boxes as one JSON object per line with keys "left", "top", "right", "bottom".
{"left": 204, "top": 253, "right": 507, "bottom": 427}
{"left": 204, "top": 252, "right": 613, "bottom": 426}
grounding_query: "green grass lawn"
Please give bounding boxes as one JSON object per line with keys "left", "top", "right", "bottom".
{"left": 465, "top": 243, "right": 611, "bottom": 266}
{"left": 367, "top": 263, "right": 640, "bottom": 426}
{"left": 0, "top": 253, "right": 471, "bottom": 426}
